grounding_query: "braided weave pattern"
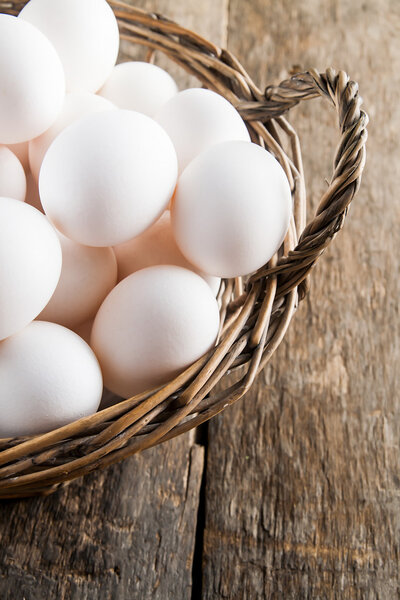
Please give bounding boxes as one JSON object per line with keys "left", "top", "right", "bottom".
{"left": 0, "top": 1, "right": 368, "bottom": 498}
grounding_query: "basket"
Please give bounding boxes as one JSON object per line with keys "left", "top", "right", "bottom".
{"left": 0, "top": 0, "right": 368, "bottom": 499}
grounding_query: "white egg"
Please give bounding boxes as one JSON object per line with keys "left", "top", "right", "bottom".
{"left": 25, "top": 172, "right": 44, "bottom": 212}
{"left": 0, "top": 14, "right": 65, "bottom": 144}
{"left": 0, "top": 146, "right": 26, "bottom": 202}
{"left": 172, "top": 141, "right": 292, "bottom": 278}
{"left": 0, "top": 321, "right": 103, "bottom": 438}
{"left": 0, "top": 197, "right": 62, "bottom": 341}
{"left": 19, "top": 0, "right": 119, "bottom": 93}
{"left": 40, "top": 110, "right": 178, "bottom": 247}
{"left": 99, "top": 61, "right": 178, "bottom": 117}
{"left": 7, "top": 142, "right": 30, "bottom": 173}
{"left": 29, "top": 92, "right": 115, "bottom": 181}
{"left": 91, "top": 265, "right": 220, "bottom": 398}
{"left": 114, "top": 212, "right": 220, "bottom": 294}
{"left": 39, "top": 232, "right": 118, "bottom": 329}
{"left": 156, "top": 88, "right": 250, "bottom": 173}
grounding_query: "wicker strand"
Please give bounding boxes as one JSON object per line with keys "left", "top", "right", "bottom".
{"left": 0, "top": 1, "right": 367, "bottom": 498}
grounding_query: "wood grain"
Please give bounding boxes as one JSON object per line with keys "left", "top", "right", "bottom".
{"left": 0, "top": 439, "right": 204, "bottom": 600}
{"left": 0, "top": 1, "right": 396, "bottom": 598}
{"left": 202, "top": 1, "right": 400, "bottom": 598}
{"left": 0, "top": 1, "right": 225, "bottom": 598}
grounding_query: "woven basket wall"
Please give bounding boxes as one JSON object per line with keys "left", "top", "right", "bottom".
{"left": 0, "top": 0, "right": 368, "bottom": 499}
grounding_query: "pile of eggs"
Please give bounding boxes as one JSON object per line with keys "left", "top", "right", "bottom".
{"left": 0, "top": 0, "right": 292, "bottom": 438}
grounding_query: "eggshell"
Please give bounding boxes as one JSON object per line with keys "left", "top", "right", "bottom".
{"left": 0, "top": 146, "right": 26, "bottom": 202}
{"left": 113, "top": 212, "right": 220, "bottom": 294}
{"left": 25, "top": 172, "right": 44, "bottom": 212}
{"left": 172, "top": 140, "right": 292, "bottom": 278}
{"left": 99, "top": 61, "right": 178, "bottom": 117}
{"left": 0, "top": 197, "right": 62, "bottom": 341}
{"left": 7, "top": 142, "right": 30, "bottom": 173}
{"left": 0, "top": 321, "right": 103, "bottom": 438}
{"left": 39, "top": 233, "right": 118, "bottom": 329}
{"left": 40, "top": 110, "right": 178, "bottom": 247}
{"left": 20, "top": 0, "right": 119, "bottom": 93}
{"left": 29, "top": 92, "right": 115, "bottom": 181}
{"left": 0, "top": 14, "right": 65, "bottom": 144}
{"left": 73, "top": 319, "right": 94, "bottom": 345}
{"left": 156, "top": 88, "right": 250, "bottom": 173}
{"left": 91, "top": 265, "right": 220, "bottom": 398}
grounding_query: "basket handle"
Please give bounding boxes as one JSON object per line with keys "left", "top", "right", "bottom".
{"left": 243, "top": 68, "right": 368, "bottom": 300}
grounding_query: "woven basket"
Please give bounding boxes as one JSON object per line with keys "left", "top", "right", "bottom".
{"left": 0, "top": 0, "right": 368, "bottom": 499}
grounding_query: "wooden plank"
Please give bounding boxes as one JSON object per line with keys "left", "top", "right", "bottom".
{"left": 0, "top": 441, "right": 204, "bottom": 600}
{"left": 0, "top": 1, "right": 227, "bottom": 599}
{"left": 202, "top": 1, "right": 400, "bottom": 598}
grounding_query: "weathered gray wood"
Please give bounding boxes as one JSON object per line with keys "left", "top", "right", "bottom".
{"left": 202, "top": 1, "right": 400, "bottom": 599}
{"left": 0, "top": 1, "right": 227, "bottom": 598}
{"left": 0, "top": 441, "right": 204, "bottom": 600}
{"left": 1, "top": 1, "right": 396, "bottom": 598}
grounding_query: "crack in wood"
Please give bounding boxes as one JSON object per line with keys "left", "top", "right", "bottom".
{"left": 191, "top": 424, "right": 208, "bottom": 600}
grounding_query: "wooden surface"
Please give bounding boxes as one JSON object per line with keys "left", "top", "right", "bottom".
{"left": 0, "top": 1, "right": 399, "bottom": 599}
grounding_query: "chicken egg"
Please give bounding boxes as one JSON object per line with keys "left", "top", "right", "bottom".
{"left": 7, "top": 142, "right": 30, "bottom": 173}
{"left": 73, "top": 319, "right": 94, "bottom": 345}
{"left": 91, "top": 265, "right": 220, "bottom": 398}
{"left": 39, "top": 232, "right": 118, "bottom": 329}
{"left": 25, "top": 172, "right": 44, "bottom": 212}
{"left": 29, "top": 92, "right": 115, "bottom": 181}
{"left": 113, "top": 212, "right": 220, "bottom": 294}
{"left": 0, "top": 14, "right": 65, "bottom": 144}
{"left": 156, "top": 88, "right": 250, "bottom": 173}
{"left": 39, "top": 110, "right": 178, "bottom": 247}
{"left": 0, "top": 321, "right": 103, "bottom": 438}
{"left": 0, "top": 146, "right": 26, "bottom": 202}
{"left": 172, "top": 140, "right": 292, "bottom": 278}
{"left": 0, "top": 197, "right": 62, "bottom": 341}
{"left": 19, "top": 0, "right": 119, "bottom": 93}
{"left": 99, "top": 61, "right": 178, "bottom": 117}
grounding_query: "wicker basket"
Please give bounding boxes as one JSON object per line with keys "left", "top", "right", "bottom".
{"left": 0, "top": 0, "right": 368, "bottom": 499}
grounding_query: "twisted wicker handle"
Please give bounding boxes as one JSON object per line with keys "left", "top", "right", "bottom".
{"left": 242, "top": 68, "right": 368, "bottom": 298}
{"left": 0, "top": 4, "right": 369, "bottom": 498}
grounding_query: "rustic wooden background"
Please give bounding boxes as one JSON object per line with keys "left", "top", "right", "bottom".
{"left": 1, "top": 0, "right": 399, "bottom": 598}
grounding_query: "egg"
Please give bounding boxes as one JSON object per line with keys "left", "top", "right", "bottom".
{"left": 29, "top": 92, "right": 115, "bottom": 181}
{"left": 156, "top": 88, "right": 250, "bottom": 173}
{"left": 73, "top": 319, "right": 94, "bottom": 345}
{"left": 0, "top": 197, "right": 62, "bottom": 341}
{"left": 19, "top": 0, "right": 119, "bottom": 93}
{"left": 0, "top": 14, "right": 65, "bottom": 144}
{"left": 40, "top": 110, "right": 178, "bottom": 247}
{"left": 0, "top": 321, "right": 103, "bottom": 438}
{"left": 7, "top": 142, "right": 30, "bottom": 173}
{"left": 172, "top": 140, "right": 292, "bottom": 278}
{"left": 25, "top": 172, "right": 44, "bottom": 212}
{"left": 99, "top": 61, "right": 178, "bottom": 117}
{"left": 114, "top": 212, "right": 220, "bottom": 295}
{"left": 0, "top": 146, "right": 26, "bottom": 202}
{"left": 91, "top": 265, "right": 220, "bottom": 398}
{"left": 39, "top": 232, "right": 118, "bottom": 329}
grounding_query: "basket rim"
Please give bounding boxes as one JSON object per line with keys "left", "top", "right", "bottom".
{"left": 0, "top": 0, "right": 368, "bottom": 499}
